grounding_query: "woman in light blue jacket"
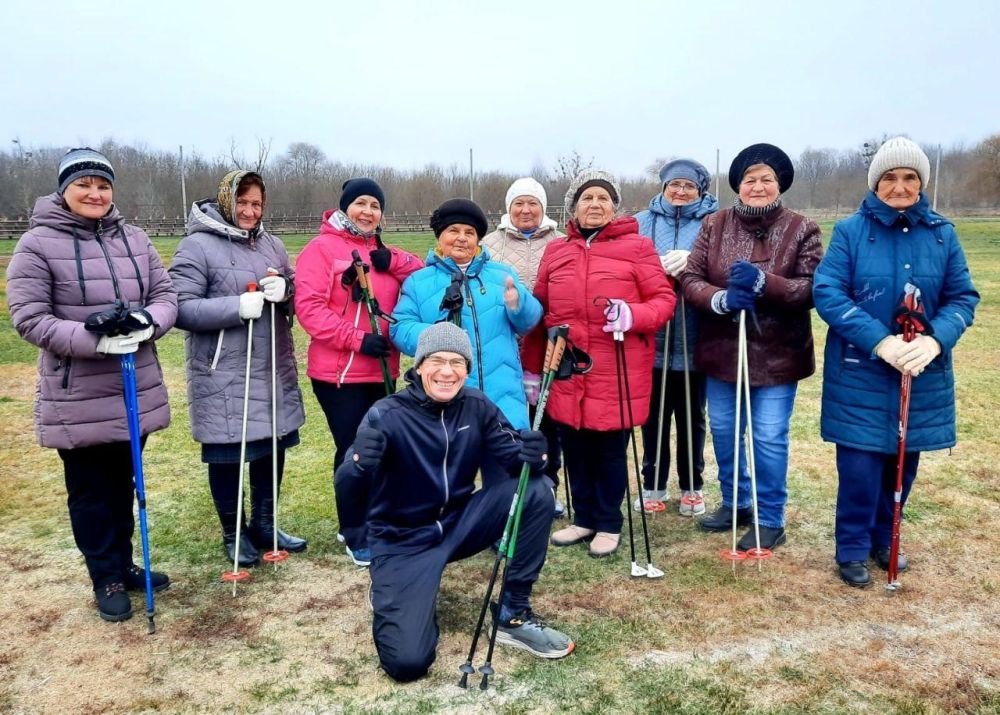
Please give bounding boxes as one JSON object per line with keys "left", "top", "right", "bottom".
{"left": 634, "top": 159, "right": 719, "bottom": 516}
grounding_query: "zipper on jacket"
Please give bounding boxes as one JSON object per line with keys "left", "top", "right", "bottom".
{"left": 57, "top": 356, "right": 72, "bottom": 389}
{"left": 463, "top": 280, "right": 485, "bottom": 390}
{"left": 72, "top": 230, "right": 87, "bottom": 304}
{"left": 439, "top": 410, "right": 450, "bottom": 510}
{"left": 210, "top": 330, "right": 224, "bottom": 370}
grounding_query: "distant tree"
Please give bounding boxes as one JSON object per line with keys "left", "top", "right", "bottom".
{"left": 553, "top": 151, "right": 593, "bottom": 181}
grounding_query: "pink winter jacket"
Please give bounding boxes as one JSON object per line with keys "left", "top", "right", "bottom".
{"left": 295, "top": 211, "right": 423, "bottom": 384}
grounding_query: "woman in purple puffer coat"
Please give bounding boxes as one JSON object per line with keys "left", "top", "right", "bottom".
{"left": 6, "top": 148, "right": 177, "bottom": 624}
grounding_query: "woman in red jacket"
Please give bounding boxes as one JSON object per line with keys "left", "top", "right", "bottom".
{"left": 295, "top": 178, "right": 423, "bottom": 565}
{"left": 531, "top": 170, "right": 675, "bottom": 557}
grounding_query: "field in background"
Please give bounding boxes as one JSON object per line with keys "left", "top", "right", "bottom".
{"left": 0, "top": 222, "right": 997, "bottom": 714}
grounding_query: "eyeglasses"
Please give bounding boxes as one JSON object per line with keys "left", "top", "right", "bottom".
{"left": 666, "top": 181, "right": 699, "bottom": 193}
{"left": 423, "top": 356, "right": 469, "bottom": 370}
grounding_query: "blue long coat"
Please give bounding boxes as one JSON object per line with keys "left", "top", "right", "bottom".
{"left": 813, "top": 192, "right": 979, "bottom": 453}
{"left": 390, "top": 248, "right": 542, "bottom": 429}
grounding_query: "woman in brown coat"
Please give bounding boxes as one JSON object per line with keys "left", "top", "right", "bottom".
{"left": 681, "top": 143, "right": 823, "bottom": 551}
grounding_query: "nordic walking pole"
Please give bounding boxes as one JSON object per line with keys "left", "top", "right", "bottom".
{"left": 120, "top": 352, "right": 156, "bottom": 634}
{"left": 721, "top": 310, "right": 748, "bottom": 570}
{"left": 262, "top": 270, "right": 288, "bottom": 570}
{"left": 739, "top": 312, "right": 771, "bottom": 568}
{"left": 223, "top": 281, "right": 257, "bottom": 594}
{"left": 562, "top": 459, "right": 573, "bottom": 522}
{"left": 612, "top": 327, "right": 643, "bottom": 577}
{"left": 680, "top": 298, "right": 697, "bottom": 510}
{"left": 616, "top": 334, "right": 663, "bottom": 578}
{"left": 351, "top": 249, "right": 394, "bottom": 395}
{"left": 649, "top": 321, "right": 671, "bottom": 512}
{"left": 459, "top": 326, "right": 569, "bottom": 690}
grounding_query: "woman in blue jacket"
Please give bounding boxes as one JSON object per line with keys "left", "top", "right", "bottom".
{"left": 391, "top": 199, "right": 542, "bottom": 433}
{"left": 813, "top": 137, "right": 979, "bottom": 588}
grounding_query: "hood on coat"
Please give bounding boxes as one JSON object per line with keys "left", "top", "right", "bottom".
{"left": 860, "top": 191, "right": 950, "bottom": 229}
{"left": 646, "top": 191, "right": 719, "bottom": 220}
{"left": 29, "top": 192, "right": 123, "bottom": 235}
{"left": 495, "top": 213, "right": 559, "bottom": 237}
{"left": 186, "top": 199, "right": 254, "bottom": 241}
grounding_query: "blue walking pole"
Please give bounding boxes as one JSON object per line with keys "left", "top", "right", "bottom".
{"left": 120, "top": 352, "right": 156, "bottom": 634}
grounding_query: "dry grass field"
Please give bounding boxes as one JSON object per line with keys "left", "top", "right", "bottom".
{"left": 0, "top": 222, "right": 996, "bottom": 714}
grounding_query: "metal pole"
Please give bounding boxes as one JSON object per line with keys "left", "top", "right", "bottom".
{"left": 715, "top": 148, "right": 721, "bottom": 198}
{"left": 932, "top": 144, "right": 941, "bottom": 211}
{"left": 469, "top": 148, "right": 474, "bottom": 201}
{"left": 179, "top": 145, "right": 188, "bottom": 218}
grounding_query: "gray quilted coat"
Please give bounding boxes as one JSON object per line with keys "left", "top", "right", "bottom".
{"left": 169, "top": 201, "right": 305, "bottom": 445}
{"left": 6, "top": 193, "right": 177, "bottom": 449}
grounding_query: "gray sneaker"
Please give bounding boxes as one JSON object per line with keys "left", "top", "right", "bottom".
{"left": 493, "top": 606, "right": 575, "bottom": 659}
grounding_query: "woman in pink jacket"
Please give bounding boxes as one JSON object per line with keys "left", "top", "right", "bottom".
{"left": 295, "top": 178, "right": 422, "bottom": 565}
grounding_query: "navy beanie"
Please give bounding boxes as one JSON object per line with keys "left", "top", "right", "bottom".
{"left": 58, "top": 147, "right": 115, "bottom": 193}
{"left": 728, "top": 143, "right": 794, "bottom": 194}
{"left": 339, "top": 178, "right": 386, "bottom": 212}
{"left": 429, "top": 198, "right": 488, "bottom": 238}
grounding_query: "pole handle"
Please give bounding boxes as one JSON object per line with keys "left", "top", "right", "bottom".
{"left": 247, "top": 282, "right": 258, "bottom": 292}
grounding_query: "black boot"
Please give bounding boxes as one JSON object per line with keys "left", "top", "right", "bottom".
{"left": 216, "top": 505, "right": 259, "bottom": 567}
{"left": 838, "top": 561, "right": 871, "bottom": 587}
{"left": 248, "top": 480, "right": 307, "bottom": 553}
{"left": 698, "top": 505, "right": 753, "bottom": 532}
{"left": 737, "top": 525, "right": 786, "bottom": 551}
{"left": 871, "top": 546, "right": 908, "bottom": 572}
{"left": 124, "top": 564, "right": 171, "bottom": 593}
{"left": 95, "top": 582, "right": 133, "bottom": 622}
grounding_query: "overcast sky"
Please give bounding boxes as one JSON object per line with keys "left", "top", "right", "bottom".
{"left": 3, "top": 0, "right": 998, "bottom": 178}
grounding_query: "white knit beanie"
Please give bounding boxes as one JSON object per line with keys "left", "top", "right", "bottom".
{"left": 867, "top": 137, "right": 930, "bottom": 191}
{"left": 505, "top": 178, "right": 547, "bottom": 213}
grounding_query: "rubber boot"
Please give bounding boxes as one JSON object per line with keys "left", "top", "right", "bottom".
{"left": 248, "top": 475, "right": 307, "bottom": 553}
{"left": 214, "top": 502, "right": 259, "bottom": 567}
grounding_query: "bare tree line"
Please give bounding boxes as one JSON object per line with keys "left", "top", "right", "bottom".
{"left": 2, "top": 134, "right": 999, "bottom": 222}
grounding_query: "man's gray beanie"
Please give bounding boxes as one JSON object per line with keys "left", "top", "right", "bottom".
{"left": 415, "top": 321, "right": 473, "bottom": 366}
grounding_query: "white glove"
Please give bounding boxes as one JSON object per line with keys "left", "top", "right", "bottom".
{"left": 660, "top": 249, "right": 690, "bottom": 277}
{"left": 897, "top": 335, "right": 941, "bottom": 377}
{"left": 259, "top": 271, "right": 290, "bottom": 303}
{"left": 97, "top": 333, "right": 141, "bottom": 355}
{"left": 125, "top": 311, "right": 154, "bottom": 343}
{"left": 874, "top": 335, "right": 909, "bottom": 375}
{"left": 239, "top": 291, "right": 265, "bottom": 320}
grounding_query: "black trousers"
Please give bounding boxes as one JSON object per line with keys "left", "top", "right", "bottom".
{"left": 207, "top": 450, "right": 286, "bottom": 517}
{"left": 371, "top": 477, "right": 553, "bottom": 682}
{"left": 59, "top": 440, "right": 145, "bottom": 589}
{"left": 312, "top": 379, "right": 387, "bottom": 550}
{"left": 558, "top": 425, "right": 628, "bottom": 533}
{"left": 640, "top": 367, "right": 707, "bottom": 492}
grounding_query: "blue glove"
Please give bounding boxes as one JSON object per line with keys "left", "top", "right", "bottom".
{"left": 723, "top": 286, "right": 756, "bottom": 312}
{"left": 729, "top": 260, "right": 766, "bottom": 296}
{"left": 518, "top": 429, "right": 547, "bottom": 472}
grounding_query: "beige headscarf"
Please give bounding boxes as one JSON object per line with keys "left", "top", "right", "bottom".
{"left": 217, "top": 170, "right": 266, "bottom": 227}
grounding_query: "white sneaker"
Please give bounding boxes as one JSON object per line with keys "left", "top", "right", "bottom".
{"left": 679, "top": 490, "right": 706, "bottom": 516}
{"left": 633, "top": 489, "right": 667, "bottom": 512}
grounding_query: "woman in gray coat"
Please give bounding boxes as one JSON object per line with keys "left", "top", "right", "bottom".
{"left": 6, "top": 148, "right": 177, "bottom": 623}
{"left": 169, "top": 171, "right": 306, "bottom": 567}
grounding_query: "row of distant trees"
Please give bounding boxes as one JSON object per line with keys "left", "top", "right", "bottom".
{"left": 2, "top": 134, "right": 999, "bottom": 220}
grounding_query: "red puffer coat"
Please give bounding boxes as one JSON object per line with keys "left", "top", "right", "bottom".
{"left": 525, "top": 216, "right": 675, "bottom": 430}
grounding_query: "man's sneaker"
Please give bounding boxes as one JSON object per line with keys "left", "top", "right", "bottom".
{"left": 679, "top": 490, "right": 706, "bottom": 517}
{"left": 345, "top": 544, "right": 371, "bottom": 567}
{"left": 632, "top": 489, "right": 667, "bottom": 512}
{"left": 95, "top": 582, "right": 133, "bottom": 622}
{"left": 124, "top": 564, "right": 171, "bottom": 593}
{"left": 698, "top": 505, "right": 753, "bottom": 532}
{"left": 493, "top": 605, "right": 574, "bottom": 659}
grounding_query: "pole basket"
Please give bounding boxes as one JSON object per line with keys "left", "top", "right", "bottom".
{"left": 720, "top": 549, "right": 748, "bottom": 562}
{"left": 222, "top": 570, "right": 250, "bottom": 583}
{"left": 743, "top": 547, "right": 773, "bottom": 560}
{"left": 640, "top": 499, "right": 666, "bottom": 514}
{"left": 263, "top": 550, "right": 289, "bottom": 564}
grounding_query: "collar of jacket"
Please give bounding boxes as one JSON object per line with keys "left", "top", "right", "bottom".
{"left": 648, "top": 192, "right": 720, "bottom": 220}
{"left": 186, "top": 199, "right": 258, "bottom": 242}
{"left": 402, "top": 367, "right": 468, "bottom": 412}
{"left": 29, "top": 192, "right": 124, "bottom": 236}
{"left": 495, "top": 213, "right": 559, "bottom": 238}
{"left": 861, "top": 191, "right": 948, "bottom": 229}
{"left": 565, "top": 214, "right": 639, "bottom": 243}
{"left": 427, "top": 246, "right": 489, "bottom": 277}
{"left": 732, "top": 199, "right": 785, "bottom": 235}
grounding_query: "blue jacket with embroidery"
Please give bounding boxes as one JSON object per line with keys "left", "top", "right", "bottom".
{"left": 390, "top": 248, "right": 542, "bottom": 429}
{"left": 813, "top": 192, "right": 979, "bottom": 453}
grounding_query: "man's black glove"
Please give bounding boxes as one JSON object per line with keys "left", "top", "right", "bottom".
{"left": 352, "top": 424, "right": 386, "bottom": 472}
{"left": 360, "top": 333, "right": 390, "bottom": 358}
{"left": 369, "top": 247, "right": 392, "bottom": 272}
{"left": 518, "top": 429, "right": 547, "bottom": 472}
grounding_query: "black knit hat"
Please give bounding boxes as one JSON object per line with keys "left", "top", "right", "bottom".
{"left": 58, "top": 147, "right": 114, "bottom": 193}
{"left": 429, "top": 198, "right": 488, "bottom": 238}
{"left": 339, "top": 178, "right": 386, "bottom": 212}
{"left": 728, "top": 143, "right": 794, "bottom": 193}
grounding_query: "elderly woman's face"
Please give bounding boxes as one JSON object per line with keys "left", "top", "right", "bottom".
{"left": 575, "top": 186, "right": 615, "bottom": 228}
{"left": 876, "top": 168, "right": 921, "bottom": 210}
{"left": 738, "top": 164, "right": 779, "bottom": 207}
{"left": 509, "top": 196, "right": 543, "bottom": 231}
{"left": 63, "top": 176, "right": 113, "bottom": 220}
{"left": 235, "top": 185, "right": 264, "bottom": 230}
{"left": 437, "top": 223, "right": 480, "bottom": 263}
{"left": 663, "top": 179, "right": 701, "bottom": 207}
{"left": 346, "top": 195, "right": 383, "bottom": 233}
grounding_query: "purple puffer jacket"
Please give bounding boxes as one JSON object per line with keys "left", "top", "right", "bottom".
{"left": 6, "top": 193, "right": 177, "bottom": 449}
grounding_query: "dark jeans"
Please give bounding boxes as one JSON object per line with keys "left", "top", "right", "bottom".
{"left": 312, "top": 379, "right": 387, "bottom": 550}
{"left": 835, "top": 445, "right": 920, "bottom": 563}
{"left": 640, "top": 367, "right": 706, "bottom": 492}
{"left": 558, "top": 424, "right": 628, "bottom": 533}
{"left": 370, "top": 477, "right": 553, "bottom": 682}
{"left": 59, "top": 440, "right": 146, "bottom": 589}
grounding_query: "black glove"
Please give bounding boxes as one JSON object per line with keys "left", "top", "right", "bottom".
{"left": 341, "top": 269, "right": 364, "bottom": 302}
{"left": 518, "top": 429, "right": 547, "bottom": 471}
{"left": 352, "top": 425, "right": 386, "bottom": 472}
{"left": 120, "top": 308, "right": 155, "bottom": 333}
{"left": 369, "top": 247, "right": 392, "bottom": 272}
{"left": 360, "top": 333, "right": 390, "bottom": 358}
